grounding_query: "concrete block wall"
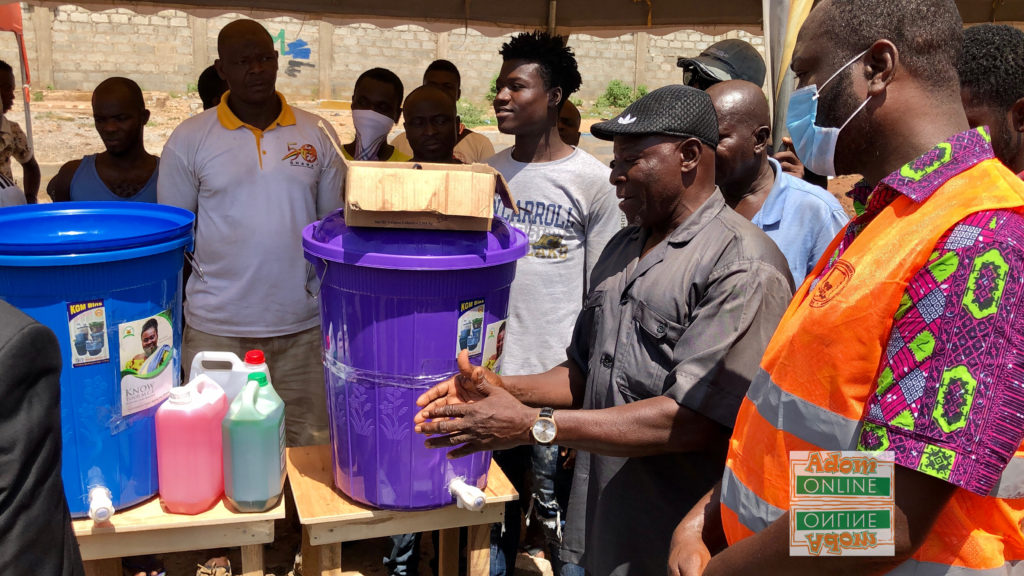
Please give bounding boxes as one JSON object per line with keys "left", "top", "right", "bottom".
{"left": 51, "top": 6, "right": 193, "bottom": 92}
{"left": 420, "top": 27, "right": 507, "bottom": 104}
{"left": 11, "top": 3, "right": 768, "bottom": 103}
{"left": 329, "top": 23, "right": 438, "bottom": 102}
{"left": 572, "top": 33, "right": 638, "bottom": 102}
{"left": 203, "top": 14, "right": 326, "bottom": 97}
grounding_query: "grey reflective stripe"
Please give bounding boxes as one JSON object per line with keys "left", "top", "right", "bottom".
{"left": 746, "top": 368, "right": 861, "bottom": 449}
{"left": 990, "top": 456, "right": 1024, "bottom": 499}
{"left": 887, "top": 559, "right": 1021, "bottom": 575}
{"left": 720, "top": 466, "right": 785, "bottom": 533}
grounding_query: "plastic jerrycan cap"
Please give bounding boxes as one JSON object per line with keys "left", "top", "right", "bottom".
{"left": 245, "top": 350, "right": 265, "bottom": 365}
{"left": 168, "top": 387, "right": 191, "bottom": 404}
{"left": 248, "top": 372, "right": 268, "bottom": 387}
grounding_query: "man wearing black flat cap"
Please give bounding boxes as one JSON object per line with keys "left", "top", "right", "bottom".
{"left": 413, "top": 85, "right": 793, "bottom": 576}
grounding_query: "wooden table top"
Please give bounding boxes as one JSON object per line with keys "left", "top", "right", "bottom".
{"left": 72, "top": 492, "right": 285, "bottom": 537}
{"left": 285, "top": 444, "right": 517, "bottom": 527}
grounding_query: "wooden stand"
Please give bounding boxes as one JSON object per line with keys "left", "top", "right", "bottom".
{"left": 73, "top": 493, "right": 285, "bottom": 576}
{"left": 286, "top": 445, "right": 518, "bottom": 576}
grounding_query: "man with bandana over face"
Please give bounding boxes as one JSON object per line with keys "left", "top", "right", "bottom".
{"left": 669, "top": 1, "right": 1024, "bottom": 575}
{"left": 343, "top": 68, "right": 410, "bottom": 162}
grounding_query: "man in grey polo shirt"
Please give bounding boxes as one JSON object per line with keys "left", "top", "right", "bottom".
{"left": 413, "top": 85, "right": 793, "bottom": 576}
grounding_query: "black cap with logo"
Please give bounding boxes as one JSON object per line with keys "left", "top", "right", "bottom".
{"left": 590, "top": 84, "right": 719, "bottom": 148}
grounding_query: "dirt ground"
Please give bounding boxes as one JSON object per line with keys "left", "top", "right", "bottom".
{"left": 25, "top": 90, "right": 366, "bottom": 164}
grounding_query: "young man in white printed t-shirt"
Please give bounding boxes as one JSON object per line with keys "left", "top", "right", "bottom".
{"left": 486, "top": 30, "right": 621, "bottom": 576}
{"left": 158, "top": 20, "right": 345, "bottom": 449}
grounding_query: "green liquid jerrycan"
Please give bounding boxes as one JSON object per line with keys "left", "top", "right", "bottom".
{"left": 222, "top": 372, "right": 286, "bottom": 512}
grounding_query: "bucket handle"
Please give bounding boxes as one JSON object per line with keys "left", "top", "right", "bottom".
{"left": 184, "top": 251, "right": 206, "bottom": 283}
{"left": 304, "top": 259, "right": 328, "bottom": 300}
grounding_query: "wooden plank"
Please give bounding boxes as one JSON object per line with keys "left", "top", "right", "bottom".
{"left": 301, "top": 528, "right": 322, "bottom": 575}
{"left": 83, "top": 558, "right": 120, "bottom": 576}
{"left": 437, "top": 527, "right": 460, "bottom": 576}
{"left": 73, "top": 494, "right": 285, "bottom": 537}
{"left": 286, "top": 445, "right": 518, "bottom": 530}
{"left": 306, "top": 504, "right": 502, "bottom": 544}
{"left": 467, "top": 523, "right": 490, "bottom": 576}
{"left": 321, "top": 542, "right": 343, "bottom": 576}
{"left": 76, "top": 519, "right": 274, "bottom": 561}
{"left": 301, "top": 528, "right": 343, "bottom": 576}
{"left": 239, "top": 544, "right": 264, "bottom": 576}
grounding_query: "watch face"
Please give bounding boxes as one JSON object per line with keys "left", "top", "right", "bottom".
{"left": 533, "top": 418, "right": 557, "bottom": 444}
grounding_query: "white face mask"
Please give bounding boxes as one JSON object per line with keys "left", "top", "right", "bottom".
{"left": 785, "top": 49, "right": 871, "bottom": 177}
{"left": 351, "top": 109, "right": 395, "bottom": 161}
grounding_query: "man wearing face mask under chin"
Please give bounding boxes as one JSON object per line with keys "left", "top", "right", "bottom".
{"left": 343, "top": 68, "right": 410, "bottom": 162}
{"left": 668, "top": 1, "right": 1024, "bottom": 575}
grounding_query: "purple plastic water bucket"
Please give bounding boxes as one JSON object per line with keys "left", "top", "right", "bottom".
{"left": 302, "top": 211, "right": 528, "bottom": 509}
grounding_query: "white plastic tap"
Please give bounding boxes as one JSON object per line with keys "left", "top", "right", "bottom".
{"left": 88, "top": 485, "right": 115, "bottom": 523}
{"left": 449, "top": 477, "right": 485, "bottom": 511}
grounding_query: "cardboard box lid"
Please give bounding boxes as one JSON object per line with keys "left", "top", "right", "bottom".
{"left": 344, "top": 161, "right": 517, "bottom": 219}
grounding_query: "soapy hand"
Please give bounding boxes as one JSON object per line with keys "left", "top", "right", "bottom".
{"left": 414, "top": 350, "right": 534, "bottom": 458}
{"left": 415, "top": 350, "right": 501, "bottom": 419}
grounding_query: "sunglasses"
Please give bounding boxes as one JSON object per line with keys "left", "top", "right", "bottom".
{"left": 682, "top": 67, "right": 720, "bottom": 91}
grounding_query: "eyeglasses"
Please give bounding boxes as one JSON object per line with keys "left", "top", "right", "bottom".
{"left": 682, "top": 67, "right": 719, "bottom": 91}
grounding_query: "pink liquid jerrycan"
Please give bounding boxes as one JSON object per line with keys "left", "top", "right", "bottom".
{"left": 155, "top": 374, "right": 229, "bottom": 514}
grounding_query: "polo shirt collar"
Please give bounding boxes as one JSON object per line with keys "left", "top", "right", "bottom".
{"left": 217, "top": 91, "right": 296, "bottom": 131}
{"left": 756, "top": 157, "right": 787, "bottom": 227}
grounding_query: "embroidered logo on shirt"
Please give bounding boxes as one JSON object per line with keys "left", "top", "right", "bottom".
{"left": 809, "top": 260, "right": 855, "bottom": 308}
{"left": 282, "top": 143, "right": 318, "bottom": 168}
{"left": 617, "top": 114, "right": 637, "bottom": 125}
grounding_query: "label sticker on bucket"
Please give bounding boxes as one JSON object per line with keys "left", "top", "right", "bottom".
{"left": 482, "top": 319, "right": 507, "bottom": 374}
{"left": 67, "top": 300, "right": 110, "bottom": 367}
{"left": 118, "top": 310, "right": 175, "bottom": 417}
{"left": 457, "top": 298, "right": 485, "bottom": 357}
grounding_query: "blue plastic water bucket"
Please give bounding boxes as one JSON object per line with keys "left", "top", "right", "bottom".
{"left": 0, "top": 202, "right": 194, "bottom": 517}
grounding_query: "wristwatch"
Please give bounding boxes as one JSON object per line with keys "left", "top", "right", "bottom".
{"left": 531, "top": 407, "right": 558, "bottom": 444}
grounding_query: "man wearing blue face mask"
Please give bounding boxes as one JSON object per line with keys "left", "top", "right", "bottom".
{"left": 668, "top": 1, "right": 1024, "bottom": 575}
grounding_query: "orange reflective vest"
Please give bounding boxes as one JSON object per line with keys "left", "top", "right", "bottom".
{"left": 722, "top": 158, "right": 1024, "bottom": 574}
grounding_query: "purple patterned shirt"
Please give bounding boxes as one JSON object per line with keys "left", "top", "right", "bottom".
{"left": 819, "top": 129, "right": 1024, "bottom": 496}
